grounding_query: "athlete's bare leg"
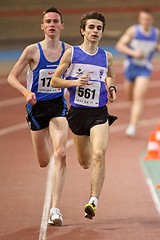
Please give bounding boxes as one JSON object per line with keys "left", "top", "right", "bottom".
{"left": 73, "top": 121, "right": 109, "bottom": 198}
{"left": 31, "top": 117, "right": 68, "bottom": 208}
{"left": 31, "top": 128, "right": 52, "bottom": 167}
{"left": 49, "top": 117, "right": 68, "bottom": 208}
{"left": 90, "top": 121, "right": 109, "bottom": 198}
{"left": 124, "top": 79, "right": 135, "bottom": 101}
{"left": 73, "top": 134, "right": 92, "bottom": 169}
{"left": 130, "top": 76, "right": 149, "bottom": 126}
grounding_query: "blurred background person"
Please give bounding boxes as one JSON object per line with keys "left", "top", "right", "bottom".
{"left": 116, "top": 8, "right": 160, "bottom": 137}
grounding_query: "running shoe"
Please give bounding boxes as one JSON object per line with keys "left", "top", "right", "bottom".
{"left": 125, "top": 125, "right": 136, "bottom": 137}
{"left": 84, "top": 202, "right": 96, "bottom": 219}
{"left": 48, "top": 208, "right": 63, "bottom": 226}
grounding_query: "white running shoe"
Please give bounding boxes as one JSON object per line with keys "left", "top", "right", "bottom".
{"left": 48, "top": 208, "right": 63, "bottom": 226}
{"left": 125, "top": 125, "right": 136, "bottom": 137}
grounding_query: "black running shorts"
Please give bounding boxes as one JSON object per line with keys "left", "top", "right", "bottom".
{"left": 25, "top": 96, "right": 68, "bottom": 131}
{"left": 67, "top": 105, "right": 117, "bottom": 136}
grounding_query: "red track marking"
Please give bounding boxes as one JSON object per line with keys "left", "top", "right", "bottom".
{"left": 1, "top": 5, "right": 160, "bottom": 17}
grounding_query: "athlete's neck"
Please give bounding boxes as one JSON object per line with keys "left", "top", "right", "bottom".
{"left": 80, "top": 41, "right": 98, "bottom": 54}
{"left": 41, "top": 35, "right": 61, "bottom": 50}
{"left": 140, "top": 24, "right": 152, "bottom": 34}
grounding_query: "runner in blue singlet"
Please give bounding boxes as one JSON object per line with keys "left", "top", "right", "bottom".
{"left": 51, "top": 11, "right": 117, "bottom": 220}
{"left": 8, "top": 7, "right": 71, "bottom": 226}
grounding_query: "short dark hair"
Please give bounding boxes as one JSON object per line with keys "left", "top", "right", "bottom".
{"left": 80, "top": 11, "right": 106, "bottom": 32}
{"left": 140, "top": 8, "right": 153, "bottom": 15}
{"left": 42, "top": 7, "right": 64, "bottom": 23}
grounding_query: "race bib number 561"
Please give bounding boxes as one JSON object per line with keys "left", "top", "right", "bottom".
{"left": 38, "top": 69, "right": 61, "bottom": 93}
{"left": 74, "top": 81, "right": 100, "bottom": 107}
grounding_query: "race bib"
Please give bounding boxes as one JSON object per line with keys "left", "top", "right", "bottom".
{"left": 38, "top": 69, "right": 61, "bottom": 93}
{"left": 74, "top": 81, "right": 100, "bottom": 107}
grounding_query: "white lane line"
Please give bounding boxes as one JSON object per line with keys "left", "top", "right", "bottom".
{"left": 146, "top": 178, "right": 160, "bottom": 215}
{"left": 109, "top": 97, "right": 160, "bottom": 110}
{"left": 0, "top": 76, "right": 26, "bottom": 85}
{"left": 1, "top": 95, "right": 160, "bottom": 111}
{"left": 0, "top": 122, "right": 27, "bottom": 136}
{"left": 1, "top": 117, "right": 160, "bottom": 137}
{"left": 116, "top": 80, "right": 160, "bottom": 91}
{"left": 0, "top": 97, "right": 25, "bottom": 107}
{"left": 38, "top": 117, "right": 160, "bottom": 240}
{"left": 110, "top": 117, "right": 160, "bottom": 133}
{"left": 1, "top": 77, "right": 160, "bottom": 108}
{"left": 0, "top": 65, "right": 160, "bottom": 85}
{"left": 38, "top": 139, "right": 73, "bottom": 240}
{"left": 38, "top": 157, "right": 54, "bottom": 240}
{"left": 0, "top": 89, "right": 159, "bottom": 235}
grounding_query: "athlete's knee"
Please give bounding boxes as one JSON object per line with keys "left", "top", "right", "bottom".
{"left": 35, "top": 148, "right": 50, "bottom": 168}
{"left": 80, "top": 162, "right": 90, "bottom": 169}
{"left": 38, "top": 158, "right": 50, "bottom": 168}
{"left": 78, "top": 157, "right": 91, "bottom": 169}
{"left": 39, "top": 162, "right": 48, "bottom": 168}
{"left": 54, "top": 147, "right": 66, "bottom": 162}
{"left": 93, "top": 149, "right": 105, "bottom": 163}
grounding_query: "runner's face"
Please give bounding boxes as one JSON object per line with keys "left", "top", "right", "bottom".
{"left": 81, "top": 19, "right": 103, "bottom": 43}
{"left": 41, "top": 12, "right": 64, "bottom": 38}
{"left": 138, "top": 12, "right": 153, "bottom": 30}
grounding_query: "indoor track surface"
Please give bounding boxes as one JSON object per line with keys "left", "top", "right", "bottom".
{"left": 1, "top": 56, "right": 160, "bottom": 240}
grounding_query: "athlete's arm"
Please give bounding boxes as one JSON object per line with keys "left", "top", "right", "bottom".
{"left": 106, "top": 52, "right": 116, "bottom": 102}
{"left": 155, "top": 29, "right": 160, "bottom": 51}
{"left": 7, "top": 45, "right": 37, "bottom": 105}
{"left": 116, "top": 26, "right": 144, "bottom": 59}
{"left": 51, "top": 48, "right": 90, "bottom": 88}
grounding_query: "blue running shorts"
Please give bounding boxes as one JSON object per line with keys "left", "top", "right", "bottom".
{"left": 124, "top": 63, "right": 151, "bottom": 81}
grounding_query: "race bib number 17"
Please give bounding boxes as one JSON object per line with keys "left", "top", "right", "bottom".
{"left": 38, "top": 69, "right": 61, "bottom": 93}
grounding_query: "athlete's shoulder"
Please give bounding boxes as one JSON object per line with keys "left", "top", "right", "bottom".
{"left": 106, "top": 51, "right": 113, "bottom": 58}
{"left": 127, "top": 25, "right": 136, "bottom": 34}
{"left": 106, "top": 51, "right": 113, "bottom": 64}
{"left": 64, "top": 46, "right": 73, "bottom": 55}
{"left": 64, "top": 42, "right": 72, "bottom": 50}
{"left": 99, "top": 47, "right": 112, "bottom": 58}
{"left": 60, "top": 46, "right": 72, "bottom": 64}
{"left": 120, "top": 25, "right": 136, "bottom": 41}
{"left": 153, "top": 26, "right": 160, "bottom": 36}
{"left": 24, "top": 43, "right": 39, "bottom": 56}
{"left": 154, "top": 26, "right": 160, "bottom": 32}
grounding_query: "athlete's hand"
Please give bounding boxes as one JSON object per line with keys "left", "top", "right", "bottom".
{"left": 108, "top": 87, "right": 117, "bottom": 102}
{"left": 25, "top": 92, "right": 37, "bottom": 105}
{"left": 76, "top": 75, "right": 91, "bottom": 86}
{"left": 133, "top": 50, "right": 144, "bottom": 59}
